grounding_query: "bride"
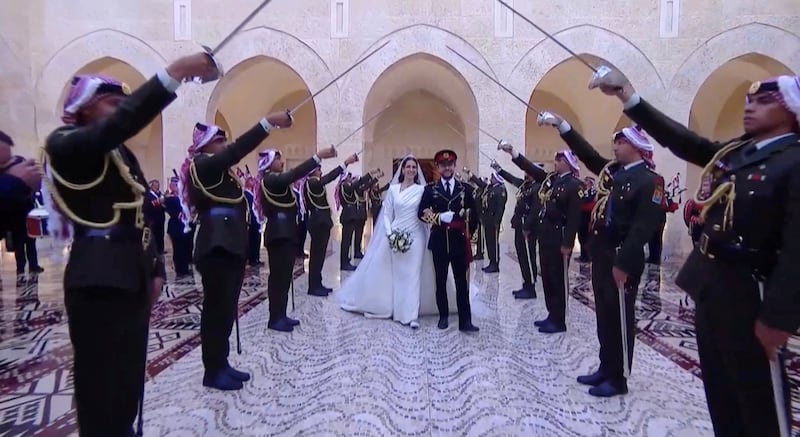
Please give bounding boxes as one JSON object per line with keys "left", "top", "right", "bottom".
{"left": 337, "top": 154, "right": 457, "bottom": 328}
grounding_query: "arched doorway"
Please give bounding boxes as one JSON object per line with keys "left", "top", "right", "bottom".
{"left": 56, "top": 57, "right": 164, "bottom": 182}
{"left": 686, "top": 54, "right": 795, "bottom": 196}
{"left": 362, "top": 53, "right": 480, "bottom": 181}
{"left": 206, "top": 56, "right": 316, "bottom": 176}
{"left": 525, "top": 54, "right": 625, "bottom": 171}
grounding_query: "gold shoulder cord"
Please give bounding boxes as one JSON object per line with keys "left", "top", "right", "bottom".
{"left": 538, "top": 173, "right": 555, "bottom": 205}
{"left": 188, "top": 159, "right": 249, "bottom": 223}
{"left": 693, "top": 141, "right": 747, "bottom": 231}
{"left": 341, "top": 185, "right": 356, "bottom": 205}
{"left": 260, "top": 177, "right": 297, "bottom": 208}
{"left": 589, "top": 160, "right": 616, "bottom": 226}
{"left": 40, "top": 148, "right": 146, "bottom": 228}
{"left": 305, "top": 178, "right": 329, "bottom": 210}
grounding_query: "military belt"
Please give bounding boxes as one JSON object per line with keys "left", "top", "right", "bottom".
{"left": 698, "top": 233, "right": 770, "bottom": 276}
{"left": 74, "top": 225, "right": 151, "bottom": 249}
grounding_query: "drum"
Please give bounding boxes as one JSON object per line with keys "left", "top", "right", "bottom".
{"left": 27, "top": 208, "right": 49, "bottom": 238}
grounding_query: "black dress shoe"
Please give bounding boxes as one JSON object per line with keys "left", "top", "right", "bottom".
{"left": 588, "top": 380, "right": 628, "bottom": 397}
{"left": 512, "top": 287, "right": 525, "bottom": 295}
{"left": 203, "top": 370, "right": 243, "bottom": 391}
{"left": 268, "top": 318, "right": 294, "bottom": 332}
{"left": 323, "top": 286, "right": 333, "bottom": 294}
{"left": 341, "top": 263, "right": 356, "bottom": 271}
{"left": 577, "top": 369, "right": 605, "bottom": 386}
{"left": 473, "top": 254, "right": 484, "bottom": 260}
{"left": 29, "top": 266, "right": 44, "bottom": 274}
{"left": 514, "top": 289, "right": 536, "bottom": 299}
{"left": 225, "top": 364, "right": 251, "bottom": 382}
{"left": 533, "top": 317, "right": 550, "bottom": 327}
{"left": 437, "top": 317, "right": 449, "bottom": 329}
{"left": 308, "top": 287, "right": 328, "bottom": 297}
{"left": 459, "top": 324, "right": 479, "bottom": 332}
{"left": 283, "top": 317, "right": 300, "bottom": 327}
{"left": 538, "top": 320, "right": 567, "bottom": 334}
{"left": 483, "top": 264, "right": 499, "bottom": 273}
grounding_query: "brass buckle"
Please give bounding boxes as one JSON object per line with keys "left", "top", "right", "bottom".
{"left": 699, "top": 233, "right": 713, "bottom": 259}
{"left": 142, "top": 227, "right": 152, "bottom": 250}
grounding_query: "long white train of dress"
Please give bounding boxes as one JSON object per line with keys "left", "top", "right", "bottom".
{"left": 337, "top": 183, "right": 458, "bottom": 323}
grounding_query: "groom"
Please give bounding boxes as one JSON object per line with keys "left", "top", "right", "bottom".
{"left": 418, "top": 149, "right": 480, "bottom": 332}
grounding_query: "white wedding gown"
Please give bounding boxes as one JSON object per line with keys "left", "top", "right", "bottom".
{"left": 337, "top": 183, "right": 458, "bottom": 324}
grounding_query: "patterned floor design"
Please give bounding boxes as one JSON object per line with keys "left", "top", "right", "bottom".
{"left": 0, "top": 235, "right": 795, "bottom": 435}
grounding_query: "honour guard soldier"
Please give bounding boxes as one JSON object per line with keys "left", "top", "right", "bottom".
{"left": 368, "top": 179, "right": 390, "bottom": 224}
{"left": 538, "top": 110, "right": 666, "bottom": 395}
{"left": 305, "top": 153, "right": 360, "bottom": 296}
{"left": 292, "top": 178, "right": 309, "bottom": 259}
{"left": 144, "top": 179, "right": 166, "bottom": 253}
{"left": 338, "top": 172, "right": 374, "bottom": 270}
{"left": 577, "top": 177, "right": 597, "bottom": 262}
{"left": 499, "top": 144, "right": 582, "bottom": 333}
{"left": 418, "top": 149, "right": 479, "bottom": 332}
{"left": 243, "top": 175, "right": 263, "bottom": 266}
{"left": 256, "top": 146, "right": 338, "bottom": 332}
{"left": 592, "top": 67, "right": 800, "bottom": 433}
{"left": 164, "top": 177, "right": 191, "bottom": 276}
{"left": 180, "top": 112, "right": 292, "bottom": 391}
{"left": 467, "top": 172, "right": 506, "bottom": 272}
{"left": 487, "top": 162, "right": 542, "bottom": 298}
{"left": 42, "top": 52, "right": 214, "bottom": 434}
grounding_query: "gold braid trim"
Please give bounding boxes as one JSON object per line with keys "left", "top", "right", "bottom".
{"left": 589, "top": 160, "right": 616, "bottom": 226}
{"left": 341, "top": 186, "right": 356, "bottom": 205}
{"left": 188, "top": 159, "right": 243, "bottom": 204}
{"left": 693, "top": 141, "right": 748, "bottom": 231}
{"left": 260, "top": 179, "right": 297, "bottom": 208}
{"left": 305, "top": 178, "right": 330, "bottom": 210}
{"left": 538, "top": 173, "right": 556, "bottom": 205}
{"left": 40, "top": 148, "right": 146, "bottom": 228}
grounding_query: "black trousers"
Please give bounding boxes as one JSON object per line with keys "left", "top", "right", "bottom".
{"left": 483, "top": 221, "right": 499, "bottom": 265}
{"left": 513, "top": 227, "right": 537, "bottom": 287}
{"left": 590, "top": 242, "right": 641, "bottom": 385}
{"left": 353, "top": 219, "right": 365, "bottom": 257}
{"left": 647, "top": 220, "right": 666, "bottom": 264}
{"left": 371, "top": 208, "right": 380, "bottom": 224}
{"left": 246, "top": 224, "right": 261, "bottom": 263}
{"left": 196, "top": 251, "right": 245, "bottom": 372}
{"left": 11, "top": 229, "right": 39, "bottom": 273}
{"left": 296, "top": 218, "right": 308, "bottom": 256}
{"left": 151, "top": 220, "right": 165, "bottom": 253}
{"left": 431, "top": 245, "right": 471, "bottom": 327}
{"left": 694, "top": 271, "right": 791, "bottom": 437}
{"left": 169, "top": 231, "right": 192, "bottom": 275}
{"left": 340, "top": 221, "right": 355, "bottom": 264}
{"left": 539, "top": 241, "right": 568, "bottom": 325}
{"left": 65, "top": 286, "right": 149, "bottom": 437}
{"left": 307, "top": 226, "right": 330, "bottom": 290}
{"left": 267, "top": 239, "right": 297, "bottom": 324}
{"left": 577, "top": 212, "right": 591, "bottom": 259}
{"left": 474, "top": 222, "right": 483, "bottom": 256}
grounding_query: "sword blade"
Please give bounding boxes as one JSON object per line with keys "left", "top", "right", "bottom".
{"left": 497, "top": 0, "right": 597, "bottom": 73}
{"left": 334, "top": 104, "right": 392, "bottom": 148}
{"left": 212, "top": 0, "right": 274, "bottom": 54}
{"left": 445, "top": 45, "right": 539, "bottom": 113}
{"left": 290, "top": 40, "right": 392, "bottom": 115}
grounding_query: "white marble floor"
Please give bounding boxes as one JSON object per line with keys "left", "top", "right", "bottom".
{"left": 137, "top": 242, "right": 713, "bottom": 436}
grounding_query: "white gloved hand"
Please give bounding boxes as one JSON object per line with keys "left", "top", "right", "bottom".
{"left": 588, "top": 65, "right": 629, "bottom": 94}
{"left": 439, "top": 211, "right": 455, "bottom": 223}
{"left": 498, "top": 140, "right": 513, "bottom": 154}
{"left": 537, "top": 111, "right": 562, "bottom": 127}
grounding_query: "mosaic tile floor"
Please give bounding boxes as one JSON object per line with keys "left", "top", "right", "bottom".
{"left": 0, "top": 233, "right": 796, "bottom": 436}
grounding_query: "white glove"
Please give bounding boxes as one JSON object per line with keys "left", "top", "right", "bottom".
{"left": 537, "top": 111, "right": 560, "bottom": 127}
{"left": 498, "top": 140, "right": 513, "bottom": 154}
{"left": 440, "top": 211, "right": 455, "bottom": 223}
{"left": 588, "top": 65, "right": 628, "bottom": 92}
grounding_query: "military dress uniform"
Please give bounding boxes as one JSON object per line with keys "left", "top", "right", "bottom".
{"left": 577, "top": 181, "right": 597, "bottom": 262}
{"left": 496, "top": 166, "right": 542, "bottom": 297}
{"left": 623, "top": 85, "right": 800, "bottom": 435}
{"left": 471, "top": 182, "right": 485, "bottom": 259}
{"left": 188, "top": 121, "right": 273, "bottom": 390}
{"left": 258, "top": 151, "right": 321, "bottom": 331}
{"left": 304, "top": 164, "right": 347, "bottom": 295}
{"left": 164, "top": 180, "right": 191, "bottom": 276}
{"left": 43, "top": 74, "right": 172, "bottom": 435}
{"left": 554, "top": 122, "right": 665, "bottom": 396}
{"left": 144, "top": 184, "right": 166, "bottom": 253}
{"left": 418, "top": 150, "right": 480, "bottom": 332}
{"left": 243, "top": 189, "right": 262, "bottom": 266}
{"left": 339, "top": 174, "right": 373, "bottom": 269}
{"left": 509, "top": 153, "right": 581, "bottom": 332}
{"left": 368, "top": 181, "right": 389, "bottom": 223}
{"left": 469, "top": 175, "right": 506, "bottom": 271}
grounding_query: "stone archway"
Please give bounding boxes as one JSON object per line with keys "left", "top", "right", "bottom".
{"left": 362, "top": 53, "right": 480, "bottom": 182}
{"left": 206, "top": 56, "right": 317, "bottom": 175}
{"left": 524, "top": 55, "right": 630, "bottom": 175}
{"left": 684, "top": 53, "right": 795, "bottom": 197}
{"left": 52, "top": 57, "right": 165, "bottom": 182}
{"left": 338, "top": 24, "right": 501, "bottom": 175}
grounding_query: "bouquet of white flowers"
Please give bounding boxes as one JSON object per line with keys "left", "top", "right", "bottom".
{"left": 388, "top": 229, "right": 413, "bottom": 253}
